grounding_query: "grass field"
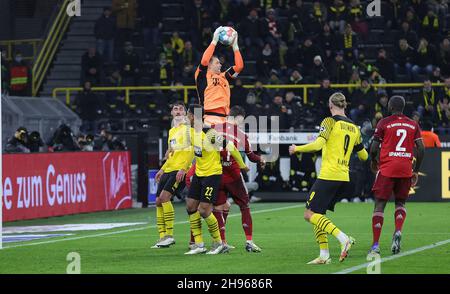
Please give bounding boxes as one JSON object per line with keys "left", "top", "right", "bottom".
{"left": 1, "top": 202, "right": 450, "bottom": 274}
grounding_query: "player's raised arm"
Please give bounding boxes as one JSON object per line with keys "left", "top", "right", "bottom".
{"left": 199, "top": 26, "right": 222, "bottom": 67}
{"left": 229, "top": 32, "right": 244, "bottom": 76}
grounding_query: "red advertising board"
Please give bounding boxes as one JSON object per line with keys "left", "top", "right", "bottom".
{"left": 2, "top": 151, "right": 132, "bottom": 221}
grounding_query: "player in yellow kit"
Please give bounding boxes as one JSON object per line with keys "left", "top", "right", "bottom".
{"left": 184, "top": 104, "right": 248, "bottom": 255}
{"left": 152, "top": 102, "right": 193, "bottom": 248}
{"left": 289, "top": 93, "right": 368, "bottom": 264}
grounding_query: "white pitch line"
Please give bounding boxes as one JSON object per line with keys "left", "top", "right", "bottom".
{"left": 334, "top": 238, "right": 450, "bottom": 274}
{"left": 2, "top": 204, "right": 305, "bottom": 249}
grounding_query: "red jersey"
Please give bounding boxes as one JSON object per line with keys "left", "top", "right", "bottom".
{"left": 213, "top": 122, "right": 261, "bottom": 183}
{"left": 373, "top": 114, "right": 422, "bottom": 178}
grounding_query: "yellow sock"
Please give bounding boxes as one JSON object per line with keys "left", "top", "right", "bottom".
{"left": 313, "top": 225, "right": 329, "bottom": 250}
{"left": 189, "top": 211, "right": 203, "bottom": 244}
{"left": 204, "top": 213, "right": 221, "bottom": 243}
{"left": 156, "top": 206, "right": 166, "bottom": 239}
{"left": 310, "top": 213, "right": 342, "bottom": 238}
{"left": 162, "top": 201, "right": 175, "bottom": 236}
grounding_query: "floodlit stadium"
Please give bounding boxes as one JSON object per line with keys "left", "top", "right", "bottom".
{"left": 1, "top": 0, "right": 450, "bottom": 279}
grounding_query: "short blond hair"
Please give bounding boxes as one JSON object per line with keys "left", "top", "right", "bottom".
{"left": 329, "top": 92, "right": 347, "bottom": 109}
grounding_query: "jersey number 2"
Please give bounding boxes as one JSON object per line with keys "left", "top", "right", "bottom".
{"left": 396, "top": 129, "right": 407, "bottom": 152}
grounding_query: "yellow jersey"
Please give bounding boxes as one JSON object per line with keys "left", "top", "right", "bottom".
{"left": 318, "top": 115, "right": 364, "bottom": 182}
{"left": 161, "top": 123, "right": 194, "bottom": 173}
{"left": 192, "top": 127, "right": 224, "bottom": 177}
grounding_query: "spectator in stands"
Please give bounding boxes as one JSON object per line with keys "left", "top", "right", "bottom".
{"left": 374, "top": 93, "right": 390, "bottom": 118}
{"left": 305, "top": 1, "right": 327, "bottom": 33}
{"left": 317, "top": 23, "right": 336, "bottom": 64}
{"left": 77, "top": 134, "right": 95, "bottom": 152}
{"left": 1, "top": 50, "right": 9, "bottom": 94}
{"left": 340, "top": 23, "right": 358, "bottom": 62}
{"left": 267, "top": 94, "right": 289, "bottom": 130}
{"left": 230, "top": 78, "right": 248, "bottom": 107}
{"left": 430, "top": 67, "right": 443, "bottom": 83}
{"left": 257, "top": 43, "right": 278, "bottom": 79}
{"left": 394, "top": 38, "right": 416, "bottom": 81}
{"left": 385, "top": 0, "right": 404, "bottom": 30}
{"left": 328, "top": 0, "right": 347, "bottom": 34}
{"left": 48, "top": 124, "right": 80, "bottom": 152}
{"left": 253, "top": 80, "right": 271, "bottom": 106}
{"left": 347, "top": 70, "right": 361, "bottom": 94}
{"left": 119, "top": 41, "right": 140, "bottom": 86}
{"left": 81, "top": 47, "right": 103, "bottom": 85}
{"left": 94, "top": 7, "right": 116, "bottom": 62}
{"left": 180, "top": 40, "right": 199, "bottom": 79}
{"left": 27, "top": 131, "right": 44, "bottom": 153}
{"left": 298, "top": 37, "right": 321, "bottom": 75}
{"left": 244, "top": 91, "right": 265, "bottom": 117}
{"left": 288, "top": 70, "right": 305, "bottom": 97}
{"left": 353, "top": 52, "right": 372, "bottom": 80}
{"left": 284, "top": 91, "right": 302, "bottom": 129}
{"left": 112, "top": 0, "right": 137, "bottom": 47}
{"left": 329, "top": 51, "right": 350, "bottom": 84}
{"left": 171, "top": 32, "right": 185, "bottom": 56}
{"left": 76, "top": 81, "right": 103, "bottom": 133}
{"left": 421, "top": 120, "right": 442, "bottom": 147}
{"left": 240, "top": 9, "right": 264, "bottom": 57}
{"left": 375, "top": 48, "right": 396, "bottom": 82}
{"left": 261, "top": 8, "right": 282, "bottom": 48}
{"left": 140, "top": 0, "right": 162, "bottom": 56}
{"left": 415, "top": 79, "right": 438, "bottom": 122}
{"left": 312, "top": 79, "right": 334, "bottom": 115}
{"left": 349, "top": 78, "right": 376, "bottom": 124}
{"left": 348, "top": 0, "right": 368, "bottom": 39}
{"left": 9, "top": 51, "right": 31, "bottom": 96}
{"left": 310, "top": 55, "right": 329, "bottom": 83}
{"left": 285, "top": 13, "right": 304, "bottom": 48}
{"left": 398, "top": 21, "right": 419, "bottom": 48}
{"left": 438, "top": 38, "right": 450, "bottom": 76}
{"left": 185, "top": 0, "right": 212, "bottom": 47}
{"left": 436, "top": 96, "right": 450, "bottom": 127}
{"left": 153, "top": 53, "right": 173, "bottom": 86}
{"left": 413, "top": 38, "right": 437, "bottom": 81}
{"left": 97, "top": 128, "right": 126, "bottom": 151}
{"left": 421, "top": 9, "right": 441, "bottom": 43}
{"left": 4, "top": 127, "right": 30, "bottom": 153}
{"left": 404, "top": 8, "right": 421, "bottom": 33}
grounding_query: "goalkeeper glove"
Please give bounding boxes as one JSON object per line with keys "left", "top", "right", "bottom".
{"left": 232, "top": 31, "right": 239, "bottom": 51}
{"left": 212, "top": 26, "right": 222, "bottom": 46}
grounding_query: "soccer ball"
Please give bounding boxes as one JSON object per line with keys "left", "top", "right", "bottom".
{"left": 218, "top": 26, "right": 237, "bottom": 46}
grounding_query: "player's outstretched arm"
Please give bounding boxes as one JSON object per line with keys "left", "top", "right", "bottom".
{"left": 289, "top": 137, "right": 327, "bottom": 155}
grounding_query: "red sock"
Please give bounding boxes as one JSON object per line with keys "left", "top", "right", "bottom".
{"left": 223, "top": 209, "right": 229, "bottom": 224}
{"left": 394, "top": 207, "right": 407, "bottom": 232}
{"left": 372, "top": 212, "right": 384, "bottom": 246}
{"left": 213, "top": 210, "right": 226, "bottom": 242}
{"left": 241, "top": 207, "right": 253, "bottom": 241}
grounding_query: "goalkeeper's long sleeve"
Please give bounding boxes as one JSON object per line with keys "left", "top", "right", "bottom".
{"left": 294, "top": 137, "right": 327, "bottom": 153}
{"left": 232, "top": 50, "right": 244, "bottom": 74}
{"left": 200, "top": 43, "right": 216, "bottom": 67}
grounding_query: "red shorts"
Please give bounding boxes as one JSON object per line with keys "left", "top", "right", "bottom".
{"left": 372, "top": 172, "right": 412, "bottom": 201}
{"left": 215, "top": 174, "right": 249, "bottom": 207}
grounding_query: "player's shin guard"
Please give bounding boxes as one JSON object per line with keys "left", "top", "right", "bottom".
{"left": 162, "top": 201, "right": 175, "bottom": 236}
{"left": 156, "top": 206, "right": 166, "bottom": 239}
{"left": 394, "top": 207, "right": 406, "bottom": 232}
{"left": 240, "top": 206, "right": 253, "bottom": 241}
{"left": 310, "top": 213, "right": 347, "bottom": 243}
{"left": 372, "top": 212, "right": 384, "bottom": 245}
{"left": 188, "top": 211, "right": 203, "bottom": 244}
{"left": 213, "top": 209, "right": 226, "bottom": 242}
{"left": 204, "top": 213, "right": 222, "bottom": 243}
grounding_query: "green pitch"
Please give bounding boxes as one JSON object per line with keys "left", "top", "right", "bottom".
{"left": 1, "top": 202, "right": 450, "bottom": 274}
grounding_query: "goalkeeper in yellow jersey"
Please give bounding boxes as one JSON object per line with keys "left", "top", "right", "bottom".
{"left": 152, "top": 102, "right": 193, "bottom": 248}
{"left": 289, "top": 93, "right": 368, "bottom": 264}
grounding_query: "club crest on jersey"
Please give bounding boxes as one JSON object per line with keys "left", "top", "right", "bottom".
{"left": 170, "top": 139, "right": 176, "bottom": 147}
{"left": 194, "top": 146, "right": 202, "bottom": 157}
{"left": 320, "top": 126, "right": 326, "bottom": 132}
